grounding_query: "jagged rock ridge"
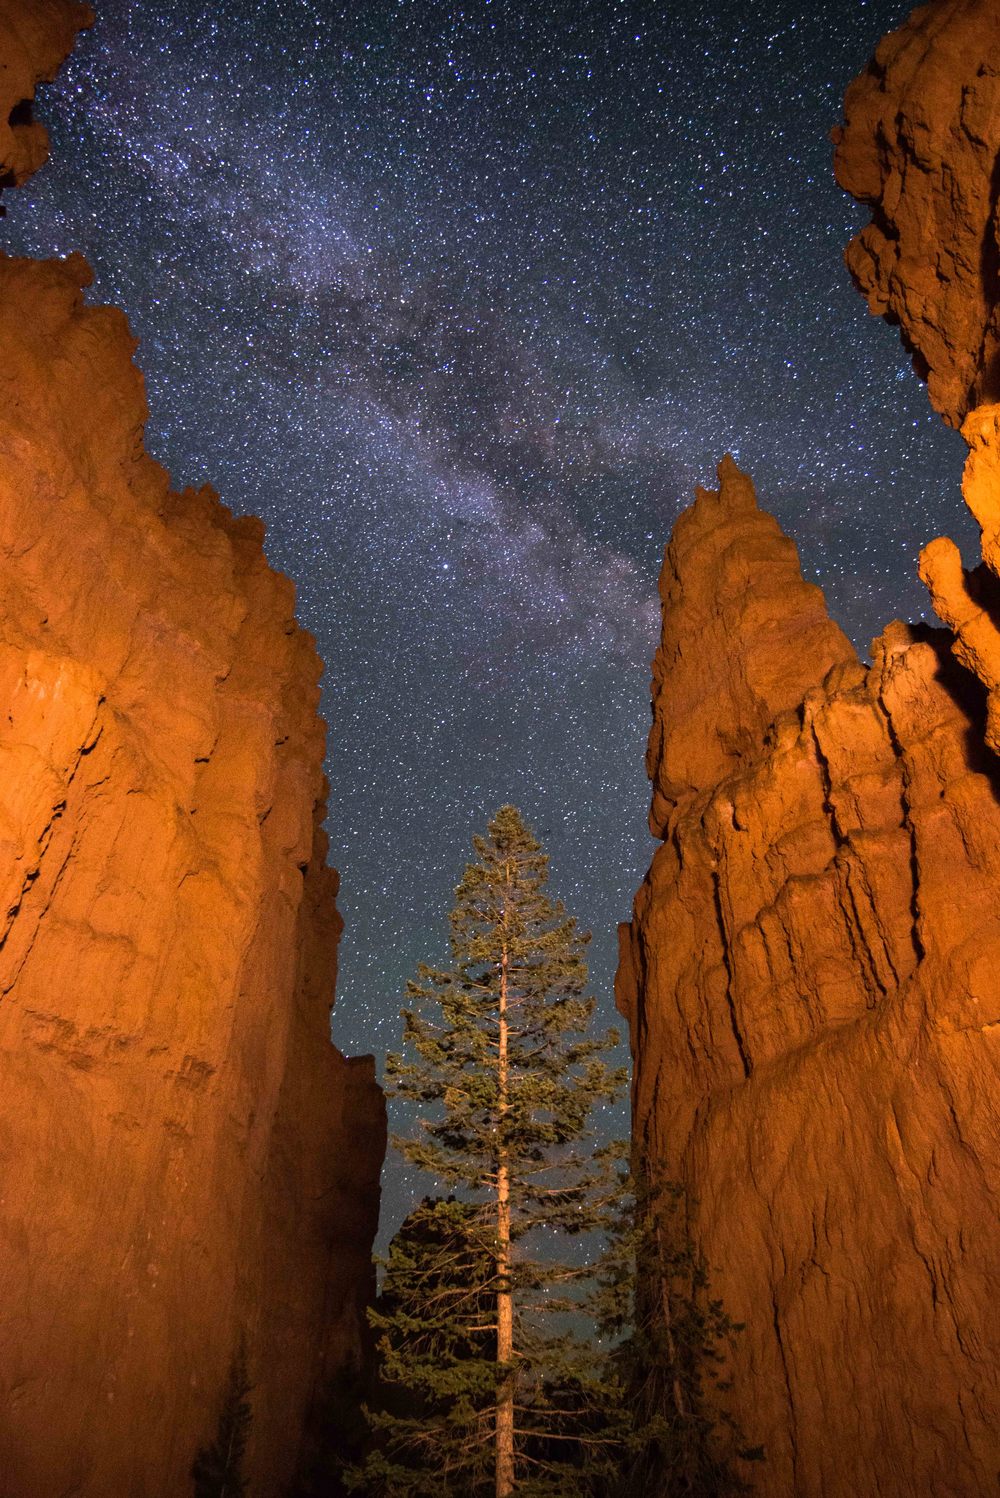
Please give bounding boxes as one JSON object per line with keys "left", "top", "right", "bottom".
{"left": 0, "top": 7, "right": 385, "bottom": 1496}
{"left": 618, "top": 457, "right": 1000, "bottom": 1497}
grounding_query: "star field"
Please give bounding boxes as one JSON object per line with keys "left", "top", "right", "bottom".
{"left": 4, "top": 0, "right": 975, "bottom": 1233}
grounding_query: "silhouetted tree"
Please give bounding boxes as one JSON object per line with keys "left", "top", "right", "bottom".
{"left": 592, "top": 1169, "right": 763, "bottom": 1496}
{"left": 191, "top": 1340, "right": 253, "bottom": 1498}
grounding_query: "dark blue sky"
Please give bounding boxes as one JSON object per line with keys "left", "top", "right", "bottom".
{"left": 5, "top": 0, "right": 973, "bottom": 1232}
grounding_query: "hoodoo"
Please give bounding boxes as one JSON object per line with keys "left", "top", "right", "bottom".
{"left": 835, "top": 0, "right": 1000, "bottom": 750}
{"left": 0, "top": 5, "right": 384, "bottom": 1495}
{"left": 619, "top": 5, "right": 1000, "bottom": 1491}
{"left": 618, "top": 457, "right": 1000, "bottom": 1495}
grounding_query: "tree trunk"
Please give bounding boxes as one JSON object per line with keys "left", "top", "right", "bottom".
{"left": 496, "top": 879, "right": 515, "bottom": 1498}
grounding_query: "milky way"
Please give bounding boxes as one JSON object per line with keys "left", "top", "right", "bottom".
{"left": 4, "top": 0, "right": 974, "bottom": 1232}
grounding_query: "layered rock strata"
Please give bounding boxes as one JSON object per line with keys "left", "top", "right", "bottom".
{"left": 0, "top": 9, "right": 384, "bottom": 1497}
{"left": 618, "top": 457, "right": 1000, "bottom": 1496}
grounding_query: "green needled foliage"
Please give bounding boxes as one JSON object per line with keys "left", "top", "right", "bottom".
{"left": 592, "top": 1172, "right": 764, "bottom": 1497}
{"left": 345, "top": 1196, "right": 499, "bottom": 1496}
{"left": 345, "top": 806, "right": 628, "bottom": 1496}
{"left": 343, "top": 806, "right": 758, "bottom": 1496}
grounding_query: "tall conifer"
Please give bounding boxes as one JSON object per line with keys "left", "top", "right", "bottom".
{"left": 347, "top": 806, "right": 627, "bottom": 1497}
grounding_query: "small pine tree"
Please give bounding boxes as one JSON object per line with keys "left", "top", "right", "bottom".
{"left": 348, "top": 1196, "right": 498, "bottom": 1495}
{"left": 191, "top": 1340, "right": 253, "bottom": 1498}
{"left": 346, "top": 806, "right": 627, "bottom": 1498}
{"left": 592, "top": 1168, "right": 763, "bottom": 1497}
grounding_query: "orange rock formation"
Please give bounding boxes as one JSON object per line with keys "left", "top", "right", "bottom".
{"left": 835, "top": 0, "right": 1000, "bottom": 752}
{"left": 619, "top": 457, "right": 1000, "bottom": 1494}
{"left": 620, "top": 6, "right": 1000, "bottom": 1493}
{"left": 0, "top": 0, "right": 92, "bottom": 198}
{"left": 833, "top": 0, "right": 1000, "bottom": 431}
{"left": 0, "top": 7, "right": 385, "bottom": 1496}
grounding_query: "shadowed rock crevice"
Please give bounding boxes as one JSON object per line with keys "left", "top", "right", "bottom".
{"left": 973, "top": 146, "right": 1000, "bottom": 405}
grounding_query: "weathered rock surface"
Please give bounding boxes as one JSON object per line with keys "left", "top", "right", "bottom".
{"left": 618, "top": 457, "right": 1000, "bottom": 1496}
{"left": 836, "top": 0, "right": 1000, "bottom": 757}
{"left": 0, "top": 11, "right": 385, "bottom": 1498}
{"left": 624, "top": 5, "right": 1000, "bottom": 1495}
{"left": 833, "top": 0, "right": 1000, "bottom": 430}
{"left": 0, "top": 0, "right": 91, "bottom": 200}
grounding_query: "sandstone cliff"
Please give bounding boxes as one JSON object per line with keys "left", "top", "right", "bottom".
{"left": 618, "top": 457, "right": 1000, "bottom": 1496}
{"left": 0, "top": 8, "right": 385, "bottom": 1496}
{"left": 620, "top": 9, "right": 1000, "bottom": 1492}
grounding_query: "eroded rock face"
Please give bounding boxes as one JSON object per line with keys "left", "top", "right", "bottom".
{"left": 833, "top": 0, "right": 1000, "bottom": 429}
{"left": 0, "top": 0, "right": 91, "bottom": 199}
{"left": 0, "top": 14, "right": 384, "bottom": 1498}
{"left": 618, "top": 459, "right": 1000, "bottom": 1496}
{"left": 836, "top": 0, "right": 1000, "bottom": 756}
{"left": 623, "top": 4, "right": 1000, "bottom": 1493}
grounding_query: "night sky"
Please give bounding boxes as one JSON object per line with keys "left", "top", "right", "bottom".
{"left": 5, "top": 0, "right": 974, "bottom": 1234}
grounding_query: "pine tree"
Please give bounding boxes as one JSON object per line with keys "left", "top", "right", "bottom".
{"left": 346, "top": 806, "right": 627, "bottom": 1497}
{"left": 191, "top": 1340, "right": 253, "bottom": 1498}
{"left": 347, "top": 1196, "right": 498, "bottom": 1495}
{"left": 592, "top": 1169, "right": 763, "bottom": 1497}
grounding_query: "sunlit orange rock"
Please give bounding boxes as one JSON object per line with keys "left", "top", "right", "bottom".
{"left": 619, "top": 458, "right": 1000, "bottom": 1495}
{"left": 0, "top": 9, "right": 384, "bottom": 1497}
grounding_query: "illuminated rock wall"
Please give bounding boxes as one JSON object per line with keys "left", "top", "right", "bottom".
{"left": 835, "top": 0, "right": 1000, "bottom": 752}
{"left": 618, "top": 457, "right": 1000, "bottom": 1496}
{"left": 0, "top": 8, "right": 385, "bottom": 1495}
{"left": 621, "top": 10, "right": 1000, "bottom": 1490}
